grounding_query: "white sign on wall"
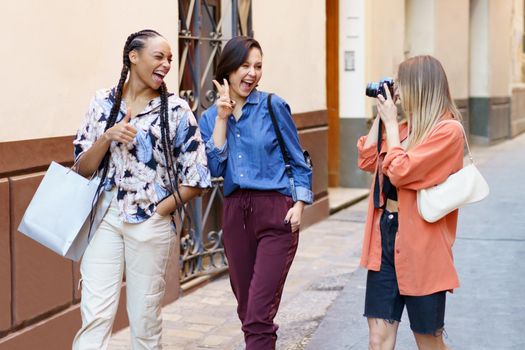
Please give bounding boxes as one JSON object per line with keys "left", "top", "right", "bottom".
{"left": 339, "top": 0, "right": 365, "bottom": 119}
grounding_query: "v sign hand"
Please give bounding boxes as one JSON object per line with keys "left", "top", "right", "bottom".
{"left": 213, "top": 79, "right": 235, "bottom": 120}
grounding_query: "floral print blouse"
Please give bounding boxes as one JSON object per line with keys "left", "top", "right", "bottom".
{"left": 73, "top": 88, "right": 211, "bottom": 223}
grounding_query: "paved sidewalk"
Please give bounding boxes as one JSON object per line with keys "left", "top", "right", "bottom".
{"left": 108, "top": 194, "right": 369, "bottom": 349}
{"left": 306, "top": 133, "right": 525, "bottom": 349}
{"left": 109, "top": 134, "right": 525, "bottom": 349}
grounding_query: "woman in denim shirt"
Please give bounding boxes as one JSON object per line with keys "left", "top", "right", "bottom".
{"left": 199, "top": 36, "right": 313, "bottom": 350}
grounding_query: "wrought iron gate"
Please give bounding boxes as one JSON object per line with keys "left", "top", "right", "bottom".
{"left": 178, "top": 0, "right": 253, "bottom": 284}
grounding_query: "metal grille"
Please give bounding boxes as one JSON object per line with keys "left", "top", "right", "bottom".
{"left": 178, "top": 0, "right": 253, "bottom": 284}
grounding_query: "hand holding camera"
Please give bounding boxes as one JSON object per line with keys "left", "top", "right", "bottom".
{"left": 366, "top": 78, "right": 398, "bottom": 128}
{"left": 365, "top": 77, "right": 400, "bottom": 150}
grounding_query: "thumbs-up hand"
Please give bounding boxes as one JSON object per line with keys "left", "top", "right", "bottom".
{"left": 104, "top": 110, "right": 137, "bottom": 144}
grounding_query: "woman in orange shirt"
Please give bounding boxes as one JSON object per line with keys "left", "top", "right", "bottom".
{"left": 357, "top": 55, "right": 464, "bottom": 350}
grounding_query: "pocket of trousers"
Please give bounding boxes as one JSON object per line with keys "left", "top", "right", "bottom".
{"left": 151, "top": 212, "right": 170, "bottom": 220}
{"left": 145, "top": 287, "right": 165, "bottom": 307}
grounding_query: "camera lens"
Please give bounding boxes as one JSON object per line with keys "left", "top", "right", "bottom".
{"left": 365, "top": 77, "right": 394, "bottom": 99}
{"left": 365, "top": 82, "right": 380, "bottom": 98}
{"left": 380, "top": 77, "right": 394, "bottom": 86}
{"left": 379, "top": 77, "right": 394, "bottom": 98}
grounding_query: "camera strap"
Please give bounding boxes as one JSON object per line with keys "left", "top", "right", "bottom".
{"left": 373, "top": 120, "right": 383, "bottom": 208}
{"left": 267, "top": 93, "right": 297, "bottom": 202}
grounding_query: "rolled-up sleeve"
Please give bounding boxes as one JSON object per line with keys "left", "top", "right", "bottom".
{"left": 198, "top": 109, "right": 229, "bottom": 178}
{"left": 205, "top": 138, "right": 228, "bottom": 163}
{"left": 356, "top": 135, "right": 378, "bottom": 173}
{"left": 382, "top": 121, "right": 464, "bottom": 190}
{"left": 272, "top": 96, "right": 313, "bottom": 204}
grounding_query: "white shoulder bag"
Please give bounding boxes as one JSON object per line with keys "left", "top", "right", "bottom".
{"left": 417, "top": 121, "right": 489, "bottom": 223}
{"left": 18, "top": 160, "right": 112, "bottom": 261}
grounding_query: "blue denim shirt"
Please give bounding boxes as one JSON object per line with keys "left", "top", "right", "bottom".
{"left": 198, "top": 90, "right": 313, "bottom": 204}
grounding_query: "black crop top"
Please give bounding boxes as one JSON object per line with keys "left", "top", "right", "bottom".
{"left": 382, "top": 175, "right": 398, "bottom": 202}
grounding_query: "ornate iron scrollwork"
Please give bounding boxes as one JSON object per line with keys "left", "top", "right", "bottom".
{"left": 178, "top": 0, "right": 253, "bottom": 284}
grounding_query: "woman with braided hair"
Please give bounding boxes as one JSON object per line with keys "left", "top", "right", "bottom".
{"left": 72, "top": 29, "right": 211, "bottom": 349}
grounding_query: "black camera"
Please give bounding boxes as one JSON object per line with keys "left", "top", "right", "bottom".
{"left": 365, "top": 77, "right": 394, "bottom": 99}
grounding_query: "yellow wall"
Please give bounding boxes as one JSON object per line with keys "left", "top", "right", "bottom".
{"left": 511, "top": 0, "right": 525, "bottom": 84}
{"left": 405, "top": 0, "right": 469, "bottom": 99}
{"left": 252, "top": 0, "right": 326, "bottom": 114}
{"left": 470, "top": 0, "right": 490, "bottom": 97}
{"left": 434, "top": 0, "right": 470, "bottom": 99}
{"left": 0, "top": 1, "right": 179, "bottom": 142}
{"left": 490, "top": 0, "right": 513, "bottom": 96}
{"left": 364, "top": 0, "right": 405, "bottom": 119}
{"left": 405, "top": 0, "right": 435, "bottom": 55}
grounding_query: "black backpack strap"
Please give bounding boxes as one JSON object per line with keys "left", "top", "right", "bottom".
{"left": 267, "top": 93, "right": 296, "bottom": 200}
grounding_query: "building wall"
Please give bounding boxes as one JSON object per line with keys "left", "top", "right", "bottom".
{"left": 0, "top": 138, "right": 182, "bottom": 349}
{"left": 404, "top": 0, "right": 470, "bottom": 102}
{"left": 0, "top": 0, "right": 180, "bottom": 143}
{"left": 511, "top": 0, "right": 525, "bottom": 136}
{"left": 489, "top": 0, "right": 513, "bottom": 97}
{"left": 339, "top": 0, "right": 405, "bottom": 187}
{"left": 364, "top": 0, "right": 405, "bottom": 120}
{"left": 511, "top": 0, "right": 525, "bottom": 84}
{"left": 253, "top": 0, "right": 330, "bottom": 217}
{"left": 405, "top": 0, "right": 435, "bottom": 55}
{"left": 470, "top": 0, "right": 490, "bottom": 98}
{"left": 470, "top": 0, "right": 514, "bottom": 143}
{"left": 0, "top": 1, "right": 183, "bottom": 348}
{"left": 405, "top": 0, "right": 470, "bottom": 132}
{"left": 434, "top": 0, "right": 470, "bottom": 100}
{"left": 0, "top": 1, "right": 330, "bottom": 347}
{"left": 252, "top": 0, "right": 326, "bottom": 113}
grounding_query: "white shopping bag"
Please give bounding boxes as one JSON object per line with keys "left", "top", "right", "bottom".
{"left": 18, "top": 161, "right": 111, "bottom": 261}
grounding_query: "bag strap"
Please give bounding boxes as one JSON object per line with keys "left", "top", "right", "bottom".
{"left": 267, "top": 93, "right": 297, "bottom": 201}
{"left": 267, "top": 93, "right": 293, "bottom": 178}
{"left": 438, "top": 119, "right": 474, "bottom": 164}
{"left": 70, "top": 152, "right": 101, "bottom": 181}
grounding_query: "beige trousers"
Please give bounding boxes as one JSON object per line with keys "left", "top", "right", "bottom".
{"left": 72, "top": 193, "right": 175, "bottom": 350}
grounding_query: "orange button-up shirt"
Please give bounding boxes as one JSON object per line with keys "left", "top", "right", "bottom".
{"left": 357, "top": 118, "right": 464, "bottom": 296}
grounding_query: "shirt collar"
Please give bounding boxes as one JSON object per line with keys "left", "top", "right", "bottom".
{"left": 109, "top": 87, "right": 172, "bottom": 117}
{"left": 245, "top": 89, "right": 260, "bottom": 105}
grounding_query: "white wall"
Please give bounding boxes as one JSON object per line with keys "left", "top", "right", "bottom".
{"left": 339, "top": 0, "right": 366, "bottom": 119}
{"left": 0, "top": 0, "right": 179, "bottom": 142}
{"left": 252, "top": 0, "right": 326, "bottom": 114}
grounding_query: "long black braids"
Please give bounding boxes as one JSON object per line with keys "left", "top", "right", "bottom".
{"left": 88, "top": 29, "right": 184, "bottom": 236}
{"left": 96, "top": 30, "right": 160, "bottom": 188}
{"left": 158, "top": 82, "right": 185, "bottom": 218}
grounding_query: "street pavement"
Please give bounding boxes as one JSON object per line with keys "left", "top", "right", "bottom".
{"left": 306, "top": 133, "right": 525, "bottom": 350}
{"left": 109, "top": 133, "right": 525, "bottom": 349}
{"left": 108, "top": 193, "right": 369, "bottom": 349}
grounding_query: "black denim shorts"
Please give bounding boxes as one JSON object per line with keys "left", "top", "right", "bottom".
{"left": 364, "top": 210, "right": 446, "bottom": 335}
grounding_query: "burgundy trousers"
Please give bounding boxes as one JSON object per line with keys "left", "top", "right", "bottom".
{"left": 223, "top": 190, "right": 299, "bottom": 350}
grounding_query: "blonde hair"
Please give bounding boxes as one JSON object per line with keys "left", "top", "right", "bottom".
{"left": 397, "top": 55, "right": 462, "bottom": 150}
